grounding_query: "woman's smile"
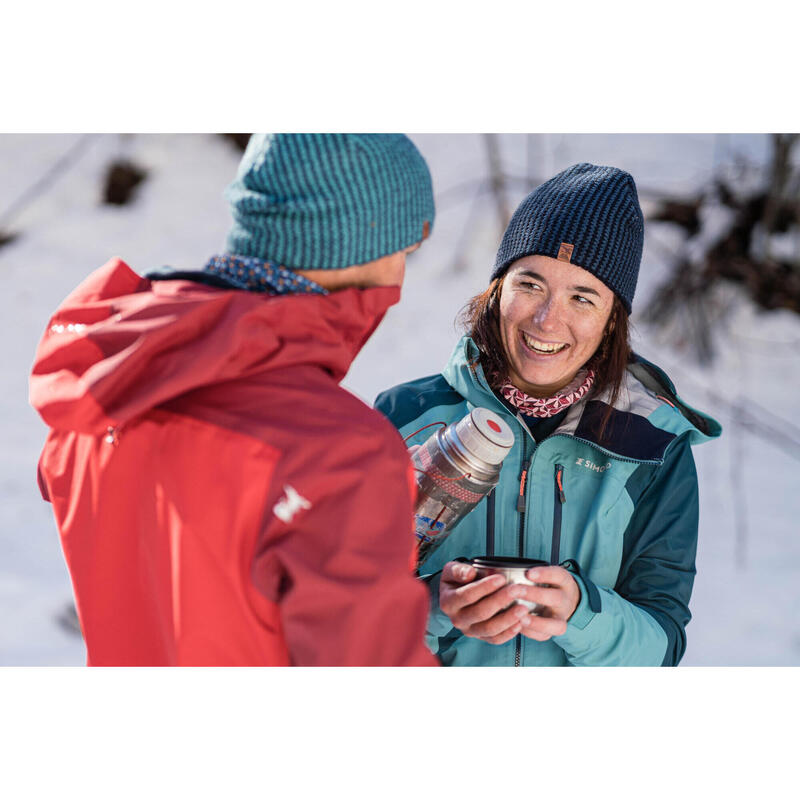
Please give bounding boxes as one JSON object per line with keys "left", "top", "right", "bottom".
{"left": 520, "top": 331, "right": 569, "bottom": 355}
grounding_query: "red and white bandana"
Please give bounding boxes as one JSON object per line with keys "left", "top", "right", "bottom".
{"left": 499, "top": 368, "right": 595, "bottom": 418}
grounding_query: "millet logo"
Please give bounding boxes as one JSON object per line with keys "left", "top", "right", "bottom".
{"left": 575, "top": 457, "right": 611, "bottom": 473}
{"left": 273, "top": 484, "right": 312, "bottom": 523}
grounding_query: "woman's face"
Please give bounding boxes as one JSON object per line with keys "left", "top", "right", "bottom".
{"left": 498, "top": 255, "right": 615, "bottom": 398}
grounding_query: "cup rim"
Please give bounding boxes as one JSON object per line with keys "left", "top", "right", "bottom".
{"left": 469, "top": 556, "right": 549, "bottom": 570}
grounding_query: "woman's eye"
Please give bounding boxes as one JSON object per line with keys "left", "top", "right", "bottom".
{"left": 520, "top": 281, "right": 541, "bottom": 291}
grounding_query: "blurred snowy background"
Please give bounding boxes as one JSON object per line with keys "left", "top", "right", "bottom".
{"left": 2, "top": 133, "right": 798, "bottom": 666}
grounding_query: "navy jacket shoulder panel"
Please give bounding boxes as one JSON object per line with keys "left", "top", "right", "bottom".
{"left": 375, "top": 374, "right": 464, "bottom": 430}
{"left": 574, "top": 400, "right": 676, "bottom": 462}
{"left": 622, "top": 459, "right": 660, "bottom": 507}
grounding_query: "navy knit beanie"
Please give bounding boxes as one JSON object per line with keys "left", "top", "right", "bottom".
{"left": 224, "top": 134, "right": 435, "bottom": 269}
{"left": 492, "top": 163, "right": 644, "bottom": 313}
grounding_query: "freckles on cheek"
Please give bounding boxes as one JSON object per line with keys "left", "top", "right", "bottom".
{"left": 498, "top": 301, "right": 514, "bottom": 341}
{"left": 581, "top": 314, "right": 610, "bottom": 356}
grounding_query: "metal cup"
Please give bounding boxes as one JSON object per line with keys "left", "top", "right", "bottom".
{"left": 470, "top": 556, "right": 550, "bottom": 615}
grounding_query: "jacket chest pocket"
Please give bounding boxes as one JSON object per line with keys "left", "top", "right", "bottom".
{"left": 557, "top": 464, "right": 633, "bottom": 586}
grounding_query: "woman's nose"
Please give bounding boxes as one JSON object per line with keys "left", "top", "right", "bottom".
{"left": 533, "top": 297, "right": 559, "bottom": 330}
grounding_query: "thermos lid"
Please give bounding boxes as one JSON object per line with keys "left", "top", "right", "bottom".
{"left": 453, "top": 408, "right": 514, "bottom": 466}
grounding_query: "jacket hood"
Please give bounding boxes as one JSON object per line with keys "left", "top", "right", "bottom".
{"left": 442, "top": 335, "right": 721, "bottom": 463}
{"left": 30, "top": 257, "right": 399, "bottom": 434}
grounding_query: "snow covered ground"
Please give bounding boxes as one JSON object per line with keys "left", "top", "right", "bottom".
{"left": 2, "top": 133, "right": 798, "bottom": 665}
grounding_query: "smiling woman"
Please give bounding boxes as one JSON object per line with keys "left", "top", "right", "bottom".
{"left": 376, "top": 162, "right": 722, "bottom": 668}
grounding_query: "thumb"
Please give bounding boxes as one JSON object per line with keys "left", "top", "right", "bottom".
{"left": 443, "top": 560, "right": 476, "bottom": 584}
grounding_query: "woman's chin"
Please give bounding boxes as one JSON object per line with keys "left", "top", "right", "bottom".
{"left": 511, "top": 370, "right": 574, "bottom": 397}
{"left": 513, "top": 356, "right": 578, "bottom": 395}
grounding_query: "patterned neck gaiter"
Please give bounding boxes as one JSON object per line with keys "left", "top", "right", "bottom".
{"left": 498, "top": 368, "right": 595, "bottom": 418}
{"left": 204, "top": 254, "right": 329, "bottom": 296}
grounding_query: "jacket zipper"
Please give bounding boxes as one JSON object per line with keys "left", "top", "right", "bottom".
{"left": 543, "top": 433, "right": 663, "bottom": 466}
{"left": 515, "top": 441, "right": 532, "bottom": 667}
{"left": 551, "top": 464, "right": 565, "bottom": 564}
{"left": 516, "top": 466, "right": 528, "bottom": 513}
{"left": 485, "top": 489, "right": 496, "bottom": 556}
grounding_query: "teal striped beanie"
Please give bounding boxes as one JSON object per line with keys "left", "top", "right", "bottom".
{"left": 224, "top": 134, "right": 435, "bottom": 269}
{"left": 492, "top": 163, "right": 644, "bottom": 313}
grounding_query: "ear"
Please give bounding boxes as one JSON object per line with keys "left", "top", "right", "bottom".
{"left": 488, "top": 279, "right": 498, "bottom": 306}
{"left": 490, "top": 275, "right": 505, "bottom": 304}
{"left": 605, "top": 304, "right": 617, "bottom": 335}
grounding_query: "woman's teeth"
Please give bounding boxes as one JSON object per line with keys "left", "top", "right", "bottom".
{"left": 522, "top": 332, "right": 567, "bottom": 354}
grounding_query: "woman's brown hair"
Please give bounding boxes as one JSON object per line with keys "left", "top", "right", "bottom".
{"left": 459, "top": 274, "right": 632, "bottom": 443}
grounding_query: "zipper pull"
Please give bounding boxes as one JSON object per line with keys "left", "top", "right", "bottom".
{"left": 517, "top": 467, "right": 528, "bottom": 512}
{"left": 555, "top": 464, "right": 566, "bottom": 504}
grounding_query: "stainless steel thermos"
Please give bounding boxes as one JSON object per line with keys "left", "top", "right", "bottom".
{"left": 410, "top": 407, "right": 514, "bottom": 566}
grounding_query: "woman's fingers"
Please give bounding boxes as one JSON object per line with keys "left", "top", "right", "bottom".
{"left": 523, "top": 566, "right": 581, "bottom": 622}
{"left": 517, "top": 584, "right": 564, "bottom": 613}
{"left": 454, "top": 583, "right": 525, "bottom": 629}
{"left": 479, "top": 622, "right": 523, "bottom": 646}
{"left": 526, "top": 565, "right": 569, "bottom": 588}
{"left": 469, "top": 602, "right": 529, "bottom": 639}
{"left": 440, "top": 572, "right": 506, "bottom": 617}
{"left": 441, "top": 561, "right": 477, "bottom": 585}
{"left": 519, "top": 613, "right": 567, "bottom": 641}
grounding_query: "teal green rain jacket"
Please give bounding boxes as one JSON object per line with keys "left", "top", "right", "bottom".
{"left": 375, "top": 336, "right": 722, "bottom": 667}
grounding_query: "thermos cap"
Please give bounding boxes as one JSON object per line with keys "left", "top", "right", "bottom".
{"left": 454, "top": 408, "right": 514, "bottom": 466}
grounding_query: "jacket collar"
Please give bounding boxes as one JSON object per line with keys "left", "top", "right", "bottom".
{"left": 442, "top": 336, "right": 721, "bottom": 463}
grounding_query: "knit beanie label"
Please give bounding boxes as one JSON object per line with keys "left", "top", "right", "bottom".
{"left": 557, "top": 242, "right": 574, "bottom": 262}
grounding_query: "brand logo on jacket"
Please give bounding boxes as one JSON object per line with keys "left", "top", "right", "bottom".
{"left": 575, "top": 457, "right": 611, "bottom": 473}
{"left": 273, "top": 485, "right": 312, "bottom": 523}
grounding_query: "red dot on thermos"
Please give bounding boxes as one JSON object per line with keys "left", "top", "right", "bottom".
{"left": 487, "top": 420, "right": 502, "bottom": 433}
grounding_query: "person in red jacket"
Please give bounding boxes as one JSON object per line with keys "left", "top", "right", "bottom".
{"left": 30, "top": 134, "right": 438, "bottom": 666}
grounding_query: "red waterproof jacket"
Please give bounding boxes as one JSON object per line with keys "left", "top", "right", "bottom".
{"left": 30, "top": 258, "right": 436, "bottom": 666}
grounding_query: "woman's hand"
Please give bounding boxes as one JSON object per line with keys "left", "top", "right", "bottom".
{"left": 439, "top": 561, "right": 531, "bottom": 645}
{"left": 515, "top": 566, "right": 581, "bottom": 641}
